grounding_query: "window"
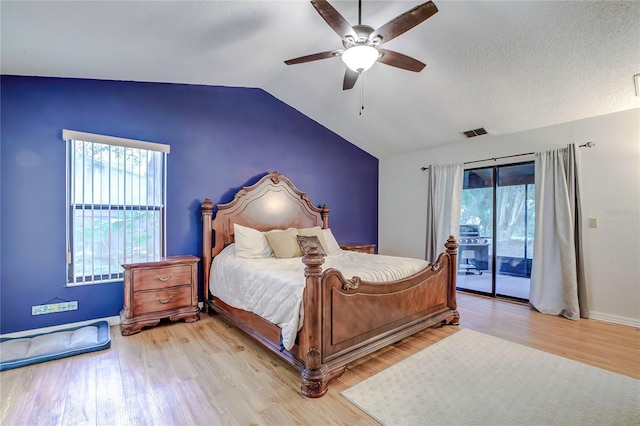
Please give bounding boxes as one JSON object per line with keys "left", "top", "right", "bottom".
{"left": 64, "top": 130, "right": 169, "bottom": 285}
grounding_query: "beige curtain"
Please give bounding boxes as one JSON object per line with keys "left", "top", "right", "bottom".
{"left": 425, "top": 164, "right": 463, "bottom": 262}
{"left": 530, "top": 144, "right": 588, "bottom": 319}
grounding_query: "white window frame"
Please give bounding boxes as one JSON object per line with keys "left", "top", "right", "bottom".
{"left": 63, "top": 130, "right": 170, "bottom": 285}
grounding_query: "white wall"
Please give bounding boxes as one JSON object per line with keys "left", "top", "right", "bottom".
{"left": 379, "top": 108, "right": 640, "bottom": 324}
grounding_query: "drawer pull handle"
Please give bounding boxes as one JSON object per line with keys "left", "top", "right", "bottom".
{"left": 155, "top": 296, "right": 174, "bottom": 304}
{"left": 155, "top": 274, "right": 173, "bottom": 282}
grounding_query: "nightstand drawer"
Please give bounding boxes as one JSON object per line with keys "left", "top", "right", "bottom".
{"left": 133, "top": 265, "right": 192, "bottom": 291}
{"left": 133, "top": 286, "right": 193, "bottom": 315}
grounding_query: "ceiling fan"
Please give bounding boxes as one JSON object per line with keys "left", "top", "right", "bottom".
{"left": 284, "top": 0, "right": 438, "bottom": 90}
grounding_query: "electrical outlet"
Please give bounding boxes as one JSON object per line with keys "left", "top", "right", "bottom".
{"left": 31, "top": 301, "right": 78, "bottom": 315}
{"left": 588, "top": 217, "right": 598, "bottom": 228}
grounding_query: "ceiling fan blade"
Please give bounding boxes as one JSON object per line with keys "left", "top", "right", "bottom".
{"left": 284, "top": 50, "right": 341, "bottom": 65}
{"left": 378, "top": 49, "right": 426, "bottom": 72}
{"left": 343, "top": 68, "right": 359, "bottom": 90}
{"left": 311, "top": 0, "right": 358, "bottom": 41}
{"left": 370, "top": 1, "right": 438, "bottom": 45}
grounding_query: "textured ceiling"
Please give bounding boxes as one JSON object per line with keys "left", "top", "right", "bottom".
{"left": 2, "top": 1, "right": 639, "bottom": 158}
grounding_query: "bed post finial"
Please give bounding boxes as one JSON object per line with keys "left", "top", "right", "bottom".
{"left": 321, "top": 204, "right": 330, "bottom": 229}
{"left": 201, "top": 198, "right": 214, "bottom": 214}
{"left": 445, "top": 235, "right": 458, "bottom": 255}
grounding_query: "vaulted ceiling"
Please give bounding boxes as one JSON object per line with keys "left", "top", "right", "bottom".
{"left": 2, "top": 1, "right": 639, "bottom": 158}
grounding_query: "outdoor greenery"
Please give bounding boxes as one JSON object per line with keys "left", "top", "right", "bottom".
{"left": 73, "top": 209, "right": 161, "bottom": 280}
{"left": 460, "top": 183, "right": 535, "bottom": 259}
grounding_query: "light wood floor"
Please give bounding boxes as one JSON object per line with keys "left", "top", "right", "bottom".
{"left": 1, "top": 292, "right": 638, "bottom": 426}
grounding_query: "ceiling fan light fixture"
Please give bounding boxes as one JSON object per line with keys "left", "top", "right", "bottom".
{"left": 341, "top": 45, "right": 379, "bottom": 73}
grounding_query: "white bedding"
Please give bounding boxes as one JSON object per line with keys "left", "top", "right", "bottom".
{"left": 210, "top": 245, "right": 430, "bottom": 350}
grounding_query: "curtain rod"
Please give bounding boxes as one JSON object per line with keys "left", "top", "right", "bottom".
{"left": 420, "top": 142, "right": 595, "bottom": 171}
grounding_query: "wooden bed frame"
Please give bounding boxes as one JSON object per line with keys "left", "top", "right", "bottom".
{"left": 201, "top": 172, "right": 459, "bottom": 397}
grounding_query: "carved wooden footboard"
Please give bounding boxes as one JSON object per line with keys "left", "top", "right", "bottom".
{"left": 298, "top": 239, "right": 458, "bottom": 397}
{"left": 201, "top": 172, "right": 458, "bottom": 397}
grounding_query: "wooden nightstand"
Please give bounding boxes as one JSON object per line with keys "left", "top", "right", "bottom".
{"left": 120, "top": 255, "right": 200, "bottom": 336}
{"left": 339, "top": 243, "right": 376, "bottom": 254}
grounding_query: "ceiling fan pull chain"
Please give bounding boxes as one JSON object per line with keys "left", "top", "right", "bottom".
{"left": 359, "top": 75, "right": 365, "bottom": 116}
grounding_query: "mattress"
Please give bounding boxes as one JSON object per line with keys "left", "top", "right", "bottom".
{"left": 210, "top": 245, "right": 430, "bottom": 350}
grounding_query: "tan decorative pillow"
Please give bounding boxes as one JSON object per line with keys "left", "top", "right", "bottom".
{"left": 265, "top": 228, "right": 303, "bottom": 258}
{"left": 296, "top": 235, "right": 327, "bottom": 256}
{"left": 297, "top": 226, "right": 329, "bottom": 253}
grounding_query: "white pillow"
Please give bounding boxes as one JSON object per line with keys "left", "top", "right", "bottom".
{"left": 233, "top": 223, "right": 273, "bottom": 259}
{"left": 321, "top": 228, "right": 342, "bottom": 254}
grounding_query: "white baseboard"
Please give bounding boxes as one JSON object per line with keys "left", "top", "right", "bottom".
{"left": 0, "top": 316, "right": 121, "bottom": 339}
{"left": 589, "top": 311, "right": 640, "bottom": 328}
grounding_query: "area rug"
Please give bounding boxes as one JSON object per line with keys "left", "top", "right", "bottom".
{"left": 0, "top": 321, "right": 111, "bottom": 371}
{"left": 341, "top": 329, "right": 640, "bottom": 425}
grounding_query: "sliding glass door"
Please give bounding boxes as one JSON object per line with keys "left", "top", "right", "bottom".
{"left": 458, "top": 162, "right": 535, "bottom": 300}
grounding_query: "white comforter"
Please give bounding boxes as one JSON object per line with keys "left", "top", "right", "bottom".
{"left": 210, "top": 245, "right": 430, "bottom": 350}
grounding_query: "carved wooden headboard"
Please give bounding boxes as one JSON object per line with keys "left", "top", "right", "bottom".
{"left": 201, "top": 171, "right": 329, "bottom": 299}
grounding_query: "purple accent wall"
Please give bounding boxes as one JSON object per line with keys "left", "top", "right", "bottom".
{"left": 0, "top": 76, "right": 378, "bottom": 334}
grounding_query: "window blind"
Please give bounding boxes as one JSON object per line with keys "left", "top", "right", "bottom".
{"left": 64, "top": 130, "right": 169, "bottom": 285}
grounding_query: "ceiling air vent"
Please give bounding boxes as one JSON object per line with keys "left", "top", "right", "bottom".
{"left": 462, "top": 128, "right": 488, "bottom": 138}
